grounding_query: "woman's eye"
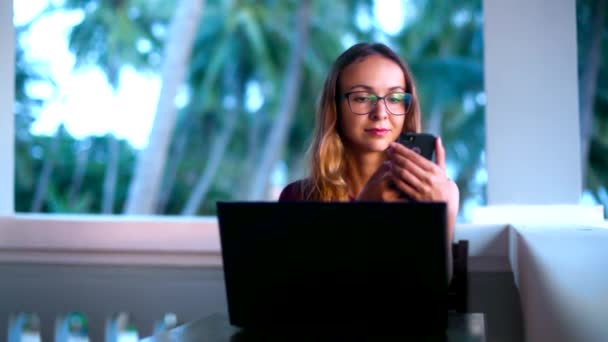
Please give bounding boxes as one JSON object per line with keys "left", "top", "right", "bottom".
{"left": 389, "top": 95, "right": 404, "bottom": 103}
{"left": 354, "top": 96, "right": 370, "bottom": 103}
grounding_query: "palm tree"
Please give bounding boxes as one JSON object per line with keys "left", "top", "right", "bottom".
{"left": 30, "top": 125, "right": 66, "bottom": 212}
{"left": 177, "top": 0, "right": 321, "bottom": 211}
{"left": 59, "top": 0, "right": 174, "bottom": 213}
{"left": 181, "top": 63, "right": 241, "bottom": 215}
{"left": 245, "top": 0, "right": 312, "bottom": 200}
{"left": 124, "top": 0, "right": 205, "bottom": 214}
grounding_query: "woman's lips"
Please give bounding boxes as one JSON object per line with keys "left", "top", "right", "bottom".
{"left": 365, "top": 128, "right": 390, "bottom": 136}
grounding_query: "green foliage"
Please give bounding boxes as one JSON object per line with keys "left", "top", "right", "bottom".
{"left": 578, "top": 0, "right": 608, "bottom": 212}
{"left": 63, "top": 0, "right": 173, "bottom": 87}
{"left": 15, "top": 132, "right": 136, "bottom": 213}
{"left": 13, "top": 0, "right": 608, "bottom": 217}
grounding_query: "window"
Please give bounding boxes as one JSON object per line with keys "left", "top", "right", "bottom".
{"left": 14, "top": 0, "right": 488, "bottom": 220}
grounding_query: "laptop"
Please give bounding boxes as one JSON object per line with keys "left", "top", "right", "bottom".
{"left": 216, "top": 201, "right": 449, "bottom": 337}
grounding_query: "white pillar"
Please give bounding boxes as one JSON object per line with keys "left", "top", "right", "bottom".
{"left": 0, "top": 0, "right": 15, "bottom": 215}
{"left": 483, "top": 0, "right": 581, "bottom": 205}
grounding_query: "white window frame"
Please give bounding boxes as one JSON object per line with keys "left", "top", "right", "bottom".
{"left": 1, "top": 0, "right": 14, "bottom": 217}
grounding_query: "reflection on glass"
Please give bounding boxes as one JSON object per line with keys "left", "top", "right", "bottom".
{"left": 55, "top": 311, "right": 90, "bottom": 342}
{"left": 105, "top": 312, "right": 139, "bottom": 342}
{"left": 153, "top": 312, "right": 178, "bottom": 335}
{"left": 8, "top": 312, "right": 41, "bottom": 342}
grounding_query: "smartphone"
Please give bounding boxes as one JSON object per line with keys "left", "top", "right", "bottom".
{"left": 396, "top": 132, "right": 436, "bottom": 161}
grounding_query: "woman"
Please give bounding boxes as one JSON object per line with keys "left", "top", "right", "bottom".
{"left": 279, "top": 42, "right": 459, "bottom": 249}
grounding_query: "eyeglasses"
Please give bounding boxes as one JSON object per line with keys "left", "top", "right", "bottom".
{"left": 342, "top": 91, "right": 413, "bottom": 116}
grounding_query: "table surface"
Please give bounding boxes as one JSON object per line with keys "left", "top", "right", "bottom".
{"left": 142, "top": 312, "right": 486, "bottom": 342}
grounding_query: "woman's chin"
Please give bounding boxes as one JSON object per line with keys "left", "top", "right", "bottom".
{"left": 362, "top": 141, "right": 391, "bottom": 153}
{"left": 346, "top": 138, "right": 392, "bottom": 153}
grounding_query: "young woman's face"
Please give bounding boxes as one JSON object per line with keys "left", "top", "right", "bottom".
{"left": 338, "top": 54, "right": 407, "bottom": 153}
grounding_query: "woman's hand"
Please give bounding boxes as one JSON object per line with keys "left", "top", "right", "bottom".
{"left": 387, "top": 137, "right": 459, "bottom": 232}
{"left": 355, "top": 161, "right": 403, "bottom": 202}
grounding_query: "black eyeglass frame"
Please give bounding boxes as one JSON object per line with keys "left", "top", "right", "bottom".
{"left": 341, "top": 91, "right": 413, "bottom": 116}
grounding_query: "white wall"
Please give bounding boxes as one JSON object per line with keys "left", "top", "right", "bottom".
{"left": 483, "top": 0, "right": 581, "bottom": 205}
{"left": 509, "top": 224, "right": 608, "bottom": 342}
{"left": 0, "top": 0, "right": 15, "bottom": 215}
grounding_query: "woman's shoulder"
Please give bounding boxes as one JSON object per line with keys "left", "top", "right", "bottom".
{"left": 278, "top": 179, "right": 313, "bottom": 202}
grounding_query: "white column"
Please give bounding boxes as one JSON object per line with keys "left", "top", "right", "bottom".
{"left": 483, "top": 0, "right": 581, "bottom": 205}
{"left": 0, "top": 0, "right": 15, "bottom": 215}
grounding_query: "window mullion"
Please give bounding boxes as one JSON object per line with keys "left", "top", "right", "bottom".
{"left": 0, "top": 0, "right": 15, "bottom": 215}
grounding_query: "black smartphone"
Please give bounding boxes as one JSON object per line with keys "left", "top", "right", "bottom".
{"left": 397, "top": 132, "right": 437, "bottom": 161}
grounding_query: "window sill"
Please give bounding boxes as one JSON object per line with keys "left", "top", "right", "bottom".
{"left": 0, "top": 214, "right": 222, "bottom": 267}
{"left": 1, "top": 209, "right": 605, "bottom": 268}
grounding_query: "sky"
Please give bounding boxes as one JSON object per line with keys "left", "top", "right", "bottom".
{"left": 14, "top": 0, "right": 410, "bottom": 150}
{"left": 14, "top": 0, "right": 160, "bottom": 149}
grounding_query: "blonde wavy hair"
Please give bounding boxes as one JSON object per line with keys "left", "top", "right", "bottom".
{"left": 302, "top": 42, "right": 421, "bottom": 201}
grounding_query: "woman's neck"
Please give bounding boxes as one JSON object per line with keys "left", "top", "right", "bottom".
{"left": 345, "top": 150, "right": 387, "bottom": 198}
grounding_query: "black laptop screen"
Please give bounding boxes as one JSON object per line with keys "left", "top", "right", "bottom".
{"left": 217, "top": 201, "right": 448, "bottom": 334}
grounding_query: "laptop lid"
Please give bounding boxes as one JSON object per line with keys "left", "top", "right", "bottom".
{"left": 216, "top": 201, "right": 449, "bottom": 335}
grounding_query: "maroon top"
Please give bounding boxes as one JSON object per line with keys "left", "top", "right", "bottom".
{"left": 278, "top": 180, "right": 309, "bottom": 202}
{"left": 278, "top": 179, "right": 356, "bottom": 202}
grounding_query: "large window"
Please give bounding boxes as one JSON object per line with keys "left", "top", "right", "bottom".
{"left": 16, "top": 0, "right": 488, "bottom": 219}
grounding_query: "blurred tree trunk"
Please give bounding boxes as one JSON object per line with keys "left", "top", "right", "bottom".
{"left": 67, "top": 137, "right": 91, "bottom": 208}
{"left": 124, "top": 0, "right": 205, "bottom": 214}
{"left": 156, "top": 118, "right": 190, "bottom": 213}
{"left": 238, "top": 111, "right": 262, "bottom": 198}
{"left": 182, "top": 64, "right": 240, "bottom": 215}
{"left": 246, "top": 0, "right": 312, "bottom": 200}
{"left": 580, "top": 0, "right": 606, "bottom": 183}
{"left": 455, "top": 160, "right": 479, "bottom": 217}
{"left": 31, "top": 126, "right": 64, "bottom": 212}
{"left": 181, "top": 110, "right": 238, "bottom": 214}
{"left": 102, "top": 61, "right": 122, "bottom": 214}
{"left": 102, "top": 134, "right": 120, "bottom": 213}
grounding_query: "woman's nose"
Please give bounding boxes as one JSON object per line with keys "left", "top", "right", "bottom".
{"left": 369, "top": 100, "right": 389, "bottom": 120}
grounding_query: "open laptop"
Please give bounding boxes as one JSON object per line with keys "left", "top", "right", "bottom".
{"left": 216, "top": 201, "right": 449, "bottom": 337}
